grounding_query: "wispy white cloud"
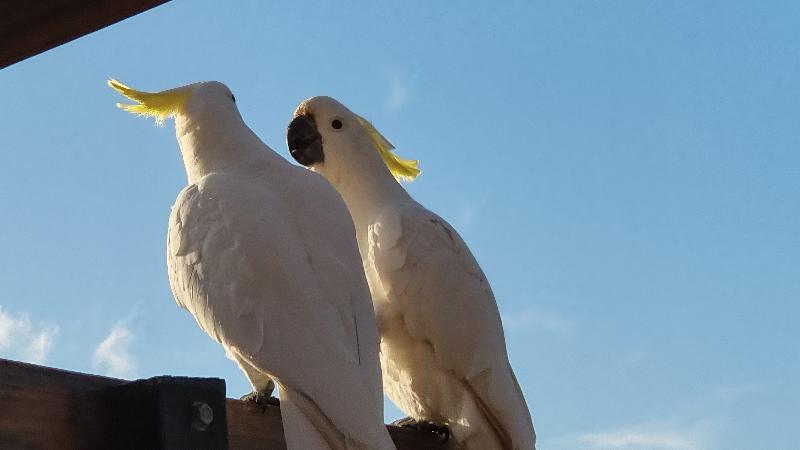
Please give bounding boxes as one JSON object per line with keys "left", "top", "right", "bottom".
{"left": 453, "top": 202, "right": 479, "bottom": 230}
{"left": 93, "top": 321, "right": 136, "bottom": 379}
{"left": 713, "top": 382, "right": 762, "bottom": 403}
{"left": 501, "top": 305, "right": 576, "bottom": 336}
{"left": 387, "top": 75, "right": 409, "bottom": 111}
{"left": 450, "top": 190, "right": 493, "bottom": 231}
{"left": 619, "top": 348, "right": 648, "bottom": 366}
{"left": 546, "top": 419, "right": 719, "bottom": 450}
{"left": 0, "top": 306, "right": 58, "bottom": 364}
{"left": 24, "top": 328, "right": 58, "bottom": 364}
{"left": 580, "top": 427, "right": 706, "bottom": 450}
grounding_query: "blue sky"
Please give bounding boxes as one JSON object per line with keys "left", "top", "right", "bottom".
{"left": 1, "top": 1, "right": 798, "bottom": 448}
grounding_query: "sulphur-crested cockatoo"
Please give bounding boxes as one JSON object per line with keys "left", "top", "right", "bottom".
{"left": 286, "top": 97, "right": 536, "bottom": 450}
{"left": 109, "top": 81, "right": 396, "bottom": 450}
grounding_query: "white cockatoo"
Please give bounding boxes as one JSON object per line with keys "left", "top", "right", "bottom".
{"left": 109, "top": 81, "right": 396, "bottom": 450}
{"left": 286, "top": 97, "right": 536, "bottom": 450}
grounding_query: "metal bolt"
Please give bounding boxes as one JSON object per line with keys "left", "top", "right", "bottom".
{"left": 192, "top": 401, "right": 214, "bottom": 431}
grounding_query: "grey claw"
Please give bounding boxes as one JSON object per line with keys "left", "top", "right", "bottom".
{"left": 240, "top": 391, "right": 265, "bottom": 404}
{"left": 391, "top": 417, "right": 450, "bottom": 442}
{"left": 240, "top": 391, "right": 280, "bottom": 408}
{"left": 391, "top": 416, "right": 417, "bottom": 427}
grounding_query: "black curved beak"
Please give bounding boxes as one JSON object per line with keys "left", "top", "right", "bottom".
{"left": 286, "top": 114, "right": 324, "bottom": 166}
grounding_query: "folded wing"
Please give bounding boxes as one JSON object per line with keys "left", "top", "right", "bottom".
{"left": 168, "top": 172, "right": 390, "bottom": 449}
{"left": 369, "top": 203, "right": 536, "bottom": 449}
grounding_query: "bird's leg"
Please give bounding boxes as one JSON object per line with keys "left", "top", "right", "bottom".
{"left": 391, "top": 417, "right": 450, "bottom": 442}
{"left": 234, "top": 355, "right": 280, "bottom": 408}
{"left": 240, "top": 379, "right": 280, "bottom": 406}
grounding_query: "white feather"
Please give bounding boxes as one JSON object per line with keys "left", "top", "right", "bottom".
{"left": 295, "top": 96, "right": 536, "bottom": 450}
{"left": 160, "top": 83, "right": 394, "bottom": 450}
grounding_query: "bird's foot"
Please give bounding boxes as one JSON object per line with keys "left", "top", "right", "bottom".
{"left": 240, "top": 391, "right": 280, "bottom": 408}
{"left": 391, "top": 417, "right": 450, "bottom": 442}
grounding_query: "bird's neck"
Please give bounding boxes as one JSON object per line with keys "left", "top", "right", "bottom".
{"left": 325, "top": 163, "right": 411, "bottom": 231}
{"left": 176, "top": 116, "right": 284, "bottom": 184}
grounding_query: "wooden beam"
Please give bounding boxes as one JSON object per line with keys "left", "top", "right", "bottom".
{"left": 0, "top": 358, "right": 458, "bottom": 449}
{"left": 227, "top": 401, "right": 459, "bottom": 450}
{"left": 0, "top": 358, "right": 121, "bottom": 449}
{"left": 0, "top": 0, "right": 171, "bottom": 69}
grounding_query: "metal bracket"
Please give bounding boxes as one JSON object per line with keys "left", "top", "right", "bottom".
{"left": 103, "top": 376, "right": 228, "bottom": 449}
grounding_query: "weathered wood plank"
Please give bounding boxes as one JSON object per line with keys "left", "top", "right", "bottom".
{"left": 0, "top": 358, "right": 123, "bottom": 449}
{"left": 225, "top": 399, "right": 460, "bottom": 450}
{"left": 226, "top": 400, "right": 286, "bottom": 450}
{"left": 0, "top": 0, "right": 171, "bottom": 69}
{"left": 0, "top": 359, "right": 457, "bottom": 449}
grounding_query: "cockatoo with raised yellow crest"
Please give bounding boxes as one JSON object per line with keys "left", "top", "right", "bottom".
{"left": 109, "top": 81, "right": 396, "bottom": 450}
{"left": 286, "top": 96, "right": 536, "bottom": 450}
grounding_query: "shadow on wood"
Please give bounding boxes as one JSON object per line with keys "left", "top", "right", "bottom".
{"left": 0, "top": 358, "right": 458, "bottom": 449}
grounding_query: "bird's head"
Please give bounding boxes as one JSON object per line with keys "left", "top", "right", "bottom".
{"left": 108, "top": 79, "right": 239, "bottom": 127}
{"left": 286, "top": 96, "right": 420, "bottom": 183}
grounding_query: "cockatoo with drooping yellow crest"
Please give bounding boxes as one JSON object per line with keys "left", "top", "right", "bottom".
{"left": 286, "top": 96, "right": 536, "bottom": 450}
{"left": 109, "top": 81, "right": 396, "bottom": 450}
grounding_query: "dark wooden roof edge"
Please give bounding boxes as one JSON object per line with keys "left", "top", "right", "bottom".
{"left": 0, "top": 0, "right": 171, "bottom": 69}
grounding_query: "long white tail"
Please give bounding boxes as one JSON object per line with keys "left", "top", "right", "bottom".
{"left": 280, "top": 387, "right": 338, "bottom": 450}
{"left": 449, "top": 391, "right": 507, "bottom": 450}
{"left": 279, "top": 386, "right": 397, "bottom": 450}
{"left": 452, "top": 365, "right": 536, "bottom": 450}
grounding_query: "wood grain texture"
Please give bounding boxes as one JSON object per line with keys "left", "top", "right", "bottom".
{"left": 0, "top": 358, "right": 123, "bottom": 449}
{"left": 0, "top": 358, "right": 458, "bottom": 449}
{"left": 226, "top": 400, "right": 460, "bottom": 450}
{"left": 0, "top": 0, "right": 171, "bottom": 69}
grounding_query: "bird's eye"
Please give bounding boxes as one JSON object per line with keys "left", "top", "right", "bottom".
{"left": 331, "top": 119, "right": 343, "bottom": 130}
{"left": 231, "top": 93, "right": 236, "bottom": 103}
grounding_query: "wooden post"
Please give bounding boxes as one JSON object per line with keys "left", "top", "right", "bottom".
{"left": 0, "top": 358, "right": 457, "bottom": 449}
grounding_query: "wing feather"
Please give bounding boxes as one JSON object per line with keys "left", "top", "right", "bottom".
{"left": 370, "top": 203, "right": 536, "bottom": 449}
{"left": 167, "top": 172, "right": 388, "bottom": 447}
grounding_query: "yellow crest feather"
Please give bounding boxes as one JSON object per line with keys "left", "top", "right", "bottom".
{"left": 356, "top": 116, "right": 420, "bottom": 181}
{"left": 107, "top": 78, "right": 191, "bottom": 125}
